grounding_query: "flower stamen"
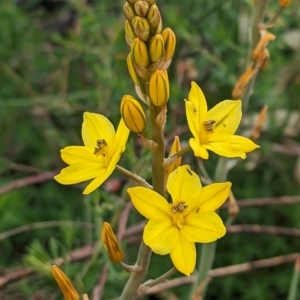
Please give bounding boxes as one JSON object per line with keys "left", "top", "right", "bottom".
{"left": 203, "top": 119, "right": 216, "bottom": 131}
{"left": 171, "top": 201, "right": 188, "bottom": 213}
{"left": 94, "top": 139, "right": 108, "bottom": 157}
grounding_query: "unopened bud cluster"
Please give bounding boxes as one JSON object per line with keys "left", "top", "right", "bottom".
{"left": 124, "top": 0, "right": 176, "bottom": 107}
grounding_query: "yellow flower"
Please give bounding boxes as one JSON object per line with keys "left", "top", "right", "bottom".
{"left": 55, "top": 112, "right": 130, "bottom": 194}
{"left": 185, "top": 82, "right": 259, "bottom": 159}
{"left": 127, "top": 165, "right": 231, "bottom": 276}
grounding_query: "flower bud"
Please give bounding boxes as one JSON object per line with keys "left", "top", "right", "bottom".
{"left": 132, "top": 16, "right": 150, "bottom": 42}
{"left": 149, "top": 34, "right": 164, "bottom": 63}
{"left": 147, "top": 4, "right": 161, "bottom": 32}
{"left": 123, "top": 3, "right": 136, "bottom": 21}
{"left": 131, "top": 38, "right": 150, "bottom": 69}
{"left": 127, "top": 0, "right": 138, "bottom": 4}
{"left": 127, "top": 53, "right": 145, "bottom": 85}
{"left": 134, "top": 1, "right": 149, "bottom": 17}
{"left": 166, "top": 136, "right": 181, "bottom": 181}
{"left": 121, "top": 95, "right": 147, "bottom": 133}
{"left": 51, "top": 265, "right": 79, "bottom": 300}
{"left": 162, "top": 27, "right": 176, "bottom": 61}
{"left": 148, "top": 69, "right": 170, "bottom": 106}
{"left": 279, "top": 0, "right": 291, "bottom": 7}
{"left": 125, "top": 20, "right": 136, "bottom": 46}
{"left": 101, "top": 222, "right": 124, "bottom": 263}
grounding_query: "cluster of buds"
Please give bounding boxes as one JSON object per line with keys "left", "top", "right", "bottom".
{"left": 124, "top": 0, "right": 176, "bottom": 107}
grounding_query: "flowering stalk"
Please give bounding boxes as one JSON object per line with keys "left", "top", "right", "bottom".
{"left": 191, "top": 1, "right": 270, "bottom": 298}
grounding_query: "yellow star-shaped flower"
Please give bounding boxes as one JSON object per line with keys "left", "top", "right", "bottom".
{"left": 128, "top": 165, "right": 231, "bottom": 276}
{"left": 55, "top": 112, "right": 130, "bottom": 194}
{"left": 185, "top": 82, "right": 259, "bottom": 159}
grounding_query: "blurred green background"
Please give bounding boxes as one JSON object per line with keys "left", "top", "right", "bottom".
{"left": 0, "top": 0, "right": 300, "bottom": 299}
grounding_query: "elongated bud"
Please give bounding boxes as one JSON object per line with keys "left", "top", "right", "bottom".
{"left": 127, "top": 53, "right": 145, "bottom": 85}
{"left": 166, "top": 136, "right": 181, "bottom": 181}
{"left": 125, "top": 20, "right": 137, "bottom": 46}
{"left": 123, "top": 3, "right": 136, "bottom": 21}
{"left": 148, "top": 69, "right": 170, "bottom": 106}
{"left": 162, "top": 27, "right": 176, "bottom": 61}
{"left": 147, "top": 4, "right": 161, "bottom": 33}
{"left": 127, "top": 0, "right": 138, "bottom": 4}
{"left": 51, "top": 265, "right": 79, "bottom": 300}
{"left": 131, "top": 38, "right": 150, "bottom": 68}
{"left": 134, "top": 1, "right": 149, "bottom": 17}
{"left": 149, "top": 34, "right": 164, "bottom": 63}
{"left": 101, "top": 222, "right": 124, "bottom": 263}
{"left": 279, "top": 0, "right": 291, "bottom": 7}
{"left": 121, "top": 95, "right": 147, "bottom": 133}
{"left": 132, "top": 16, "right": 150, "bottom": 42}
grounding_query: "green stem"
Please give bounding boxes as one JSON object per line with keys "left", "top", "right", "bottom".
{"left": 188, "top": 157, "right": 228, "bottom": 299}
{"left": 242, "top": 0, "right": 269, "bottom": 112}
{"left": 119, "top": 102, "right": 165, "bottom": 300}
{"left": 144, "top": 267, "right": 177, "bottom": 288}
{"left": 287, "top": 258, "right": 300, "bottom": 300}
{"left": 116, "top": 165, "right": 152, "bottom": 189}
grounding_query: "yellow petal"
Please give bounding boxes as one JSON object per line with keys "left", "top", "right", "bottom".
{"left": 170, "top": 232, "right": 196, "bottom": 276}
{"left": 199, "top": 182, "right": 232, "bottom": 212}
{"left": 227, "top": 135, "right": 260, "bottom": 153}
{"left": 55, "top": 163, "right": 105, "bottom": 185}
{"left": 109, "top": 118, "right": 130, "bottom": 155}
{"left": 206, "top": 100, "right": 242, "bottom": 139}
{"left": 183, "top": 212, "right": 226, "bottom": 243}
{"left": 82, "top": 112, "right": 115, "bottom": 151}
{"left": 204, "top": 134, "right": 259, "bottom": 158}
{"left": 167, "top": 165, "right": 202, "bottom": 212}
{"left": 83, "top": 172, "right": 108, "bottom": 194}
{"left": 185, "top": 100, "right": 200, "bottom": 141}
{"left": 188, "top": 81, "right": 207, "bottom": 122}
{"left": 127, "top": 187, "right": 170, "bottom": 219}
{"left": 204, "top": 141, "right": 246, "bottom": 158}
{"left": 144, "top": 219, "right": 178, "bottom": 255}
{"left": 60, "top": 146, "right": 98, "bottom": 165}
{"left": 189, "top": 138, "right": 209, "bottom": 159}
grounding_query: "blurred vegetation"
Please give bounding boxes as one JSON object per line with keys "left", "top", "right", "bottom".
{"left": 0, "top": 0, "right": 300, "bottom": 299}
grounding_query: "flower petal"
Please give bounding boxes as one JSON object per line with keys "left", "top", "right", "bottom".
{"left": 189, "top": 138, "right": 209, "bottom": 159}
{"left": 204, "top": 141, "right": 246, "bottom": 158}
{"left": 54, "top": 163, "right": 104, "bottom": 185}
{"left": 127, "top": 187, "right": 170, "bottom": 219}
{"left": 227, "top": 135, "right": 260, "bottom": 153}
{"left": 188, "top": 81, "right": 207, "bottom": 121}
{"left": 199, "top": 182, "right": 231, "bottom": 212}
{"left": 83, "top": 170, "right": 109, "bottom": 194}
{"left": 82, "top": 112, "right": 115, "bottom": 150}
{"left": 167, "top": 165, "right": 202, "bottom": 212}
{"left": 109, "top": 118, "right": 130, "bottom": 155}
{"left": 206, "top": 100, "right": 242, "bottom": 139}
{"left": 185, "top": 100, "right": 200, "bottom": 142}
{"left": 60, "top": 146, "right": 99, "bottom": 165}
{"left": 183, "top": 212, "right": 226, "bottom": 243}
{"left": 144, "top": 219, "right": 178, "bottom": 255}
{"left": 170, "top": 232, "right": 196, "bottom": 276}
{"left": 204, "top": 134, "right": 259, "bottom": 159}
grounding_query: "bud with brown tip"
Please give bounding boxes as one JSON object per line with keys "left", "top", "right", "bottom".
{"left": 132, "top": 16, "right": 150, "bottom": 42}
{"left": 101, "top": 222, "right": 124, "bottom": 263}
